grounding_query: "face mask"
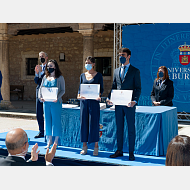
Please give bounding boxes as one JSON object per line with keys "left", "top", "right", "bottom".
{"left": 158, "top": 71, "right": 164, "bottom": 78}
{"left": 85, "top": 64, "right": 93, "bottom": 71}
{"left": 47, "top": 68, "right": 55, "bottom": 73}
{"left": 119, "top": 56, "right": 126, "bottom": 64}
{"left": 40, "top": 57, "right": 45, "bottom": 63}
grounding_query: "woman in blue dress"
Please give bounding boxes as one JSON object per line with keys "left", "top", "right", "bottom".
{"left": 38, "top": 59, "right": 65, "bottom": 148}
{"left": 77, "top": 56, "right": 104, "bottom": 156}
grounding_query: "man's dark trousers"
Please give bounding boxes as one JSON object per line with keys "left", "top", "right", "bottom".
{"left": 36, "top": 98, "right": 44, "bottom": 134}
{"left": 115, "top": 105, "right": 136, "bottom": 153}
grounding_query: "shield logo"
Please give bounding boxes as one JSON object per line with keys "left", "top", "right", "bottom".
{"left": 178, "top": 42, "right": 190, "bottom": 65}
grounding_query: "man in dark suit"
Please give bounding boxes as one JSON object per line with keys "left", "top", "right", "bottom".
{"left": 34, "top": 51, "right": 48, "bottom": 138}
{"left": 107, "top": 48, "right": 141, "bottom": 161}
{"left": 0, "top": 128, "right": 57, "bottom": 166}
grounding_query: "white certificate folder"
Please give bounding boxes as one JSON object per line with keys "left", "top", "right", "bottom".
{"left": 80, "top": 84, "right": 100, "bottom": 99}
{"left": 41, "top": 87, "right": 58, "bottom": 102}
{"left": 110, "top": 90, "right": 133, "bottom": 105}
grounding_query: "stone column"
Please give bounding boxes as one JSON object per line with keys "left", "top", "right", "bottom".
{"left": 78, "top": 23, "right": 94, "bottom": 73}
{"left": 0, "top": 23, "right": 11, "bottom": 109}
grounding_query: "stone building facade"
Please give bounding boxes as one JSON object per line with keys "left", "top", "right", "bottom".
{"left": 0, "top": 23, "right": 114, "bottom": 107}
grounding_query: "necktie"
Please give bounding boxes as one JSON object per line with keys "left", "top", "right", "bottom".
{"left": 121, "top": 66, "right": 126, "bottom": 81}
{"left": 42, "top": 65, "right": 45, "bottom": 71}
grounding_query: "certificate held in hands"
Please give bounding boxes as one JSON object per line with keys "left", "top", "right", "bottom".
{"left": 41, "top": 87, "right": 58, "bottom": 102}
{"left": 110, "top": 90, "right": 133, "bottom": 105}
{"left": 80, "top": 84, "right": 100, "bottom": 99}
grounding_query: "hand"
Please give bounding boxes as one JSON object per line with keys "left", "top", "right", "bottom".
{"left": 30, "top": 143, "right": 40, "bottom": 161}
{"left": 45, "top": 143, "right": 57, "bottom": 163}
{"left": 53, "top": 99, "right": 58, "bottom": 103}
{"left": 37, "top": 65, "right": 42, "bottom": 72}
{"left": 40, "top": 98, "right": 45, "bottom": 102}
{"left": 96, "top": 97, "right": 101, "bottom": 101}
{"left": 106, "top": 99, "right": 113, "bottom": 105}
{"left": 77, "top": 94, "right": 86, "bottom": 100}
{"left": 153, "top": 101, "right": 160, "bottom": 106}
{"left": 127, "top": 101, "right": 136, "bottom": 107}
{"left": 35, "top": 65, "right": 39, "bottom": 74}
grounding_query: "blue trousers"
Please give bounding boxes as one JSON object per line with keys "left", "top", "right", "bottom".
{"left": 80, "top": 100, "right": 100, "bottom": 144}
{"left": 115, "top": 105, "right": 136, "bottom": 153}
{"left": 43, "top": 101, "right": 62, "bottom": 137}
{"left": 36, "top": 98, "right": 44, "bottom": 134}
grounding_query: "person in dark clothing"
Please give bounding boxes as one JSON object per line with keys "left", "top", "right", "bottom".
{"left": 0, "top": 128, "right": 57, "bottom": 166}
{"left": 34, "top": 51, "right": 48, "bottom": 138}
{"left": 151, "top": 66, "right": 174, "bottom": 106}
{"left": 77, "top": 56, "right": 104, "bottom": 156}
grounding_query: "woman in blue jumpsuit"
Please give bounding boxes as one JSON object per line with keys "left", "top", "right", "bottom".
{"left": 77, "top": 56, "right": 104, "bottom": 156}
{"left": 38, "top": 59, "right": 65, "bottom": 148}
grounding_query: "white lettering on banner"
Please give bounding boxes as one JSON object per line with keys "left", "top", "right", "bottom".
{"left": 151, "top": 31, "right": 190, "bottom": 103}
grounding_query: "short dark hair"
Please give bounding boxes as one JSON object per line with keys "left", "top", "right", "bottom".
{"left": 45, "top": 59, "right": 62, "bottom": 78}
{"left": 85, "top": 56, "right": 95, "bottom": 63}
{"left": 119, "top": 48, "right": 131, "bottom": 57}
{"left": 166, "top": 135, "right": 190, "bottom": 166}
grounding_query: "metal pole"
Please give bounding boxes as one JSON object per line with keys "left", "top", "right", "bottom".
{"left": 113, "top": 23, "right": 115, "bottom": 79}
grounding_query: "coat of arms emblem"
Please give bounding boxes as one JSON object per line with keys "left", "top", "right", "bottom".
{"left": 178, "top": 42, "right": 190, "bottom": 65}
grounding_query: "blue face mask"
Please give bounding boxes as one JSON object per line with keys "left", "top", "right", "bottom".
{"left": 85, "top": 64, "right": 93, "bottom": 71}
{"left": 119, "top": 56, "right": 126, "bottom": 64}
{"left": 158, "top": 71, "right": 164, "bottom": 78}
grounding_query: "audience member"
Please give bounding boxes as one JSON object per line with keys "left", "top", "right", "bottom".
{"left": 0, "top": 128, "right": 57, "bottom": 166}
{"left": 166, "top": 135, "right": 190, "bottom": 166}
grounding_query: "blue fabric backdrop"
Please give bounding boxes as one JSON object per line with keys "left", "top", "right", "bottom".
{"left": 122, "top": 23, "right": 190, "bottom": 112}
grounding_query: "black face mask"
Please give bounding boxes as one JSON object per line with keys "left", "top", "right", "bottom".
{"left": 47, "top": 68, "right": 55, "bottom": 73}
{"left": 40, "top": 57, "right": 45, "bottom": 63}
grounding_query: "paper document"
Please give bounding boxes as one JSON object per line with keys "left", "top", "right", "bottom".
{"left": 110, "top": 90, "right": 133, "bottom": 105}
{"left": 41, "top": 87, "right": 58, "bottom": 102}
{"left": 80, "top": 84, "right": 100, "bottom": 99}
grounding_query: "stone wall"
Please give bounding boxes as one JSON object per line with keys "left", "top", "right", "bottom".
{"left": 8, "top": 30, "right": 114, "bottom": 102}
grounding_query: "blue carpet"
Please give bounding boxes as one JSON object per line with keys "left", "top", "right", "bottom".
{"left": 0, "top": 130, "right": 166, "bottom": 166}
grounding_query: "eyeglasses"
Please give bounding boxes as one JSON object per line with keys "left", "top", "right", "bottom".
{"left": 23, "top": 138, "right": 30, "bottom": 146}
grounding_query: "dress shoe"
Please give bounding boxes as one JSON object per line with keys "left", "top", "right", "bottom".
{"left": 109, "top": 150, "right": 123, "bottom": 158}
{"left": 34, "top": 132, "right": 44, "bottom": 138}
{"left": 129, "top": 152, "right": 135, "bottom": 161}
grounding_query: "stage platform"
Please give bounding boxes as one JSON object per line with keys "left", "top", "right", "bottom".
{"left": 0, "top": 130, "right": 166, "bottom": 166}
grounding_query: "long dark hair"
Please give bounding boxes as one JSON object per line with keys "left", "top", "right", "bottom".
{"left": 45, "top": 59, "right": 62, "bottom": 78}
{"left": 166, "top": 135, "right": 190, "bottom": 166}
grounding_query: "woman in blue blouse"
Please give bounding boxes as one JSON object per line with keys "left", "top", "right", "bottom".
{"left": 77, "top": 56, "right": 104, "bottom": 156}
{"left": 38, "top": 59, "right": 65, "bottom": 148}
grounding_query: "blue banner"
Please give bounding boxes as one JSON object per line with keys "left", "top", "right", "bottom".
{"left": 122, "top": 23, "right": 190, "bottom": 112}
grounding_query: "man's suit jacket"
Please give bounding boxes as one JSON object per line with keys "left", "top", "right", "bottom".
{"left": 34, "top": 65, "right": 45, "bottom": 99}
{"left": 0, "top": 156, "right": 46, "bottom": 166}
{"left": 108, "top": 64, "right": 141, "bottom": 103}
{"left": 151, "top": 79, "right": 174, "bottom": 106}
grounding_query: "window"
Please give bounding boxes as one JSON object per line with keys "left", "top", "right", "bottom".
{"left": 26, "top": 58, "right": 38, "bottom": 75}
{"left": 95, "top": 57, "right": 111, "bottom": 76}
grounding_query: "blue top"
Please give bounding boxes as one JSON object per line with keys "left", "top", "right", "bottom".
{"left": 43, "top": 78, "right": 57, "bottom": 87}
{"left": 78, "top": 72, "right": 104, "bottom": 96}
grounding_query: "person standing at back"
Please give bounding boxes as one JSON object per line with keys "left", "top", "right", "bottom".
{"left": 34, "top": 51, "right": 48, "bottom": 138}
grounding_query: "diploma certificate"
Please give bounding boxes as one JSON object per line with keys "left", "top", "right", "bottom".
{"left": 80, "top": 84, "right": 100, "bottom": 99}
{"left": 41, "top": 87, "right": 58, "bottom": 102}
{"left": 110, "top": 90, "right": 133, "bottom": 105}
